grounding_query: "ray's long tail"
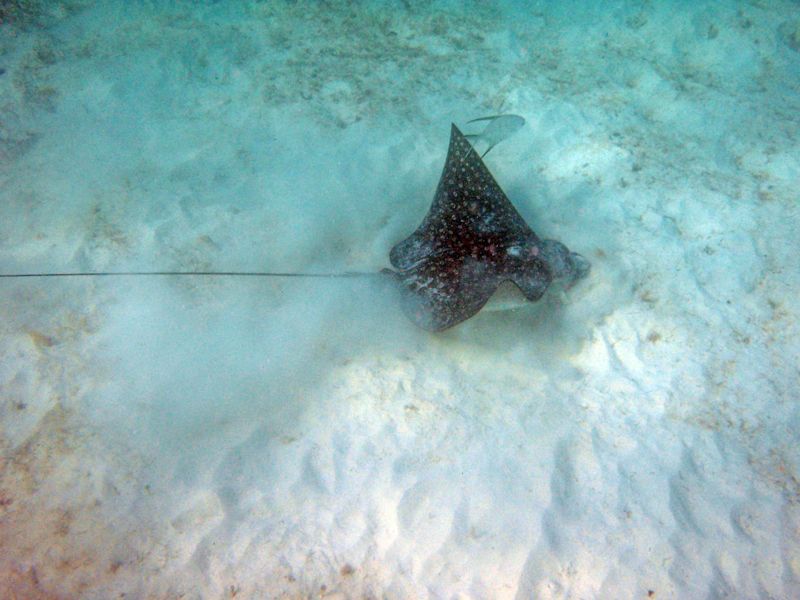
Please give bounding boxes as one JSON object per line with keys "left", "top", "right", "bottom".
{"left": 0, "top": 270, "right": 381, "bottom": 279}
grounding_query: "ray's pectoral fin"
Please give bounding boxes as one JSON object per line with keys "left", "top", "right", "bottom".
{"left": 383, "top": 258, "right": 499, "bottom": 332}
{"left": 388, "top": 231, "right": 433, "bottom": 270}
{"left": 510, "top": 258, "right": 553, "bottom": 302}
{"left": 381, "top": 266, "right": 453, "bottom": 331}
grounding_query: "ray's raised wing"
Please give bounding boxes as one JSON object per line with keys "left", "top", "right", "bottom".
{"left": 390, "top": 124, "right": 536, "bottom": 271}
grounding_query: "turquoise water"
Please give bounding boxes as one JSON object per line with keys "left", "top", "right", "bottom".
{"left": 0, "top": 1, "right": 798, "bottom": 598}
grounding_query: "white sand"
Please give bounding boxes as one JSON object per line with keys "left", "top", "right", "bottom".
{"left": 1, "top": 1, "right": 799, "bottom": 598}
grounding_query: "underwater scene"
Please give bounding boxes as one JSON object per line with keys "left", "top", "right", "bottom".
{"left": 1, "top": 1, "right": 799, "bottom": 598}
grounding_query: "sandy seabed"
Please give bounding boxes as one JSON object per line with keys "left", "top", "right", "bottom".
{"left": 1, "top": 1, "right": 799, "bottom": 598}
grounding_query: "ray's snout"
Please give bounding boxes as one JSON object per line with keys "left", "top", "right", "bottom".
{"left": 569, "top": 251, "right": 591, "bottom": 281}
{"left": 539, "top": 239, "right": 591, "bottom": 287}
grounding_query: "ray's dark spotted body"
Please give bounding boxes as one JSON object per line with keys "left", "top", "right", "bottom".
{"left": 383, "top": 124, "right": 590, "bottom": 331}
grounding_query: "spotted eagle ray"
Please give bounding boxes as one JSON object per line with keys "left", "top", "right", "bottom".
{"left": 0, "top": 123, "right": 589, "bottom": 331}
{"left": 381, "top": 124, "right": 589, "bottom": 331}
